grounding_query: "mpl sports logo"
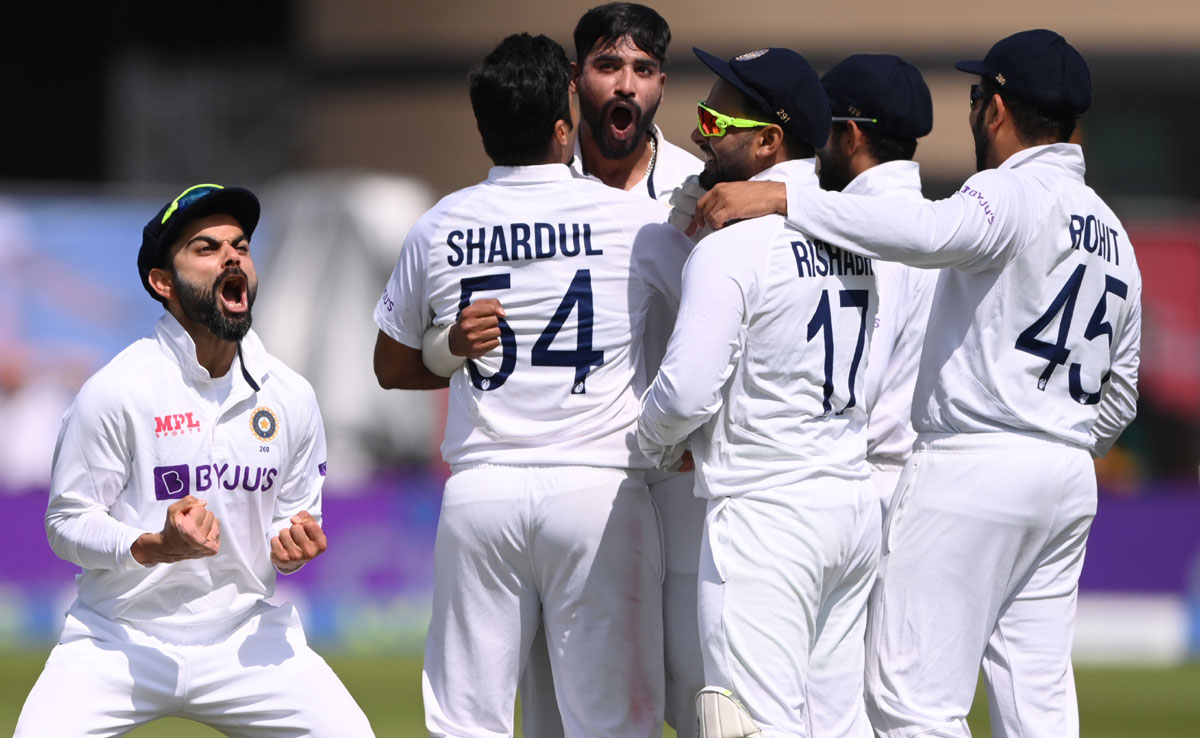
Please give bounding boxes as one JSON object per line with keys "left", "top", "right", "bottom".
{"left": 153, "top": 463, "right": 280, "bottom": 500}
{"left": 155, "top": 412, "right": 201, "bottom": 438}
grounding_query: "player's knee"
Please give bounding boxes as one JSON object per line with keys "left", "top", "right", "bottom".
{"left": 696, "top": 686, "right": 762, "bottom": 738}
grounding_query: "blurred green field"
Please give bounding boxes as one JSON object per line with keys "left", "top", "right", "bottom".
{"left": 3, "top": 649, "right": 1200, "bottom": 736}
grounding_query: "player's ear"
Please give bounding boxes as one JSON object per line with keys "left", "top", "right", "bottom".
{"left": 553, "top": 116, "right": 573, "bottom": 151}
{"left": 845, "top": 121, "right": 868, "bottom": 155}
{"left": 988, "top": 93, "right": 1009, "bottom": 132}
{"left": 569, "top": 61, "right": 580, "bottom": 94}
{"left": 757, "top": 125, "right": 785, "bottom": 158}
{"left": 148, "top": 267, "right": 174, "bottom": 302}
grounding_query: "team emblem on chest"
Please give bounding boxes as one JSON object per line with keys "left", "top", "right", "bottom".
{"left": 250, "top": 406, "right": 279, "bottom": 441}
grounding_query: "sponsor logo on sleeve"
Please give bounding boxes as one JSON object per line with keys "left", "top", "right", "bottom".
{"left": 318, "top": 461, "right": 327, "bottom": 477}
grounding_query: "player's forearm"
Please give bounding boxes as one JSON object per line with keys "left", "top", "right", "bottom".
{"left": 46, "top": 504, "right": 148, "bottom": 571}
{"left": 373, "top": 332, "right": 451, "bottom": 390}
{"left": 1091, "top": 336, "right": 1140, "bottom": 456}
{"left": 785, "top": 185, "right": 997, "bottom": 271}
{"left": 638, "top": 359, "right": 728, "bottom": 467}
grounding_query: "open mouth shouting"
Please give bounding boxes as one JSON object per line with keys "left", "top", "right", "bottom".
{"left": 218, "top": 270, "right": 250, "bottom": 315}
{"left": 586, "top": 97, "right": 648, "bottom": 159}
{"left": 606, "top": 100, "right": 639, "bottom": 142}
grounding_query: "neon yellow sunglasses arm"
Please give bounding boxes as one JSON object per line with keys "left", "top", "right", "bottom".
{"left": 696, "top": 101, "right": 774, "bottom": 137}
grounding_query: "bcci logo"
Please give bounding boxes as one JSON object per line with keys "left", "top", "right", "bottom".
{"left": 250, "top": 407, "right": 279, "bottom": 441}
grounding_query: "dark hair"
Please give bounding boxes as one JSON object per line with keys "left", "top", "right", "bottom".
{"left": 574, "top": 3, "right": 671, "bottom": 65}
{"left": 831, "top": 122, "right": 918, "bottom": 163}
{"left": 980, "top": 77, "right": 1076, "bottom": 145}
{"left": 469, "top": 34, "right": 573, "bottom": 167}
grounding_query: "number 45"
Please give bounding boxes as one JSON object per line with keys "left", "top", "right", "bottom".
{"left": 1014, "top": 263, "right": 1128, "bottom": 405}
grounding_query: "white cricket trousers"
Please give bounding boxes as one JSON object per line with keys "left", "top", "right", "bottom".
{"left": 868, "top": 461, "right": 905, "bottom": 521}
{"left": 15, "top": 600, "right": 374, "bottom": 737}
{"left": 698, "top": 478, "right": 880, "bottom": 738}
{"left": 865, "top": 432, "right": 1097, "bottom": 738}
{"left": 423, "top": 464, "right": 665, "bottom": 738}
{"left": 519, "top": 470, "right": 705, "bottom": 738}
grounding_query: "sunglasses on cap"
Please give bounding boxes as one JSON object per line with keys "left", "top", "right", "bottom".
{"left": 832, "top": 115, "right": 878, "bottom": 124}
{"left": 160, "top": 183, "right": 225, "bottom": 225}
{"left": 696, "top": 101, "right": 774, "bottom": 137}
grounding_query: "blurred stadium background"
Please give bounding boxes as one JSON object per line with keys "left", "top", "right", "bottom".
{"left": 1, "top": 1, "right": 1198, "bottom": 735}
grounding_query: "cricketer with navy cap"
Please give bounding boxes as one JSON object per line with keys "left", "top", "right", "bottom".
{"left": 686, "top": 29, "right": 1141, "bottom": 738}
{"left": 817, "top": 54, "right": 939, "bottom": 522}
{"left": 639, "top": 47, "right": 881, "bottom": 738}
{"left": 16, "top": 184, "right": 374, "bottom": 736}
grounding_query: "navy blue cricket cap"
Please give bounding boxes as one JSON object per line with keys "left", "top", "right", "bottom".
{"left": 137, "top": 184, "right": 260, "bottom": 300}
{"left": 822, "top": 54, "right": 932, "bottom": 140}
{"left": 693, "top": 46, "right": 831, "bottom": 150}
{"left": 955, "top": 29, "right": 1092, "bottom": 117}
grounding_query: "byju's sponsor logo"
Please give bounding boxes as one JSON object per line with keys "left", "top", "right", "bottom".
{"left": 152, "top": 463, "right": 280, "bottom": 499}
{"left": 154, "top": 464, "right": 191, "bottom": 500}
{"left": 155, "top": 412, "right": 202, "bottom": 438}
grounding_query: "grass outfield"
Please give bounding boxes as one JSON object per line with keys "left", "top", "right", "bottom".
{"left": 3, "top": 649, "right": 1200, "bottom": 736}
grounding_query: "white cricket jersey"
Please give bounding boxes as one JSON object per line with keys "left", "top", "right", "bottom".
{"left": 44, "top": 313, "right": 327, "bottom": 637}
{"left": 375, "top": 163, "right": 693, "bottom": 468}
{"left": 784, "top": 144, "right": 1141, "bottom": 454}
{"left": 639, "top": 159, "right": 877, "bottom": 498}
{"left": 847, "top": 161, "right": 939, "bottom": 465}
{"left": 569, "top": 124, "right": 705, "bottom": 204}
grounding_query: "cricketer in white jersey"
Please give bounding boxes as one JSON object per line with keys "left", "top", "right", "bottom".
{"left": 814, "top": 53, "right": 940, "bottom": 518}
{"left": 559, "top": 121, "right": 707, "bottom": 738}
{"left": 16, "top": 184, "right": 373, "bottom": 737}
{"left": 640, "top": 47, "right": 881, "bottom": 738}
{"left": 372, "top": 33, "right": 694, "bottom": 738}
{"left": 852, "top": 163, "right": 936, "bottom": 509}
{"left": 376, "top": 163, "right": 691, "bottom": 738}
{"left": 751, "top": 32, "right": 1141, "bottom": 738}
{"left": 514, "top": 8, "right": 708, "bottom": 738}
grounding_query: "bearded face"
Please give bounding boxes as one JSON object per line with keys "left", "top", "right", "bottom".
{"left": 173, "top": 264, "right": 257, "bottom": 342}
{"left": 576, "top": 36, "right": 665, "bottom": 160}
{"left": 816, "top": 130, "right": 856, "bottom": 192}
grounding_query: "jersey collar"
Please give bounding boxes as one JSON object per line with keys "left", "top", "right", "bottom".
{"left": 753, "top": 157, "right": 818, "bottom": 190}
{"left": 154, "top": 312, "right": 271, "bottom": 393}
{"left": 487, "top": 163, "right": 575, "bottom": 185}
{"left": 999, "top": 142, "right": 1086, "bottom": 181}
{"left": 568, "top": 124, "right": 664, "bottom": 188}
{"left": 844, "top": 160, "right": 923, "bottom": 199}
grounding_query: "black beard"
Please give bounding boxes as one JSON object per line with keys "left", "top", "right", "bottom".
{"left": 174, "top": 266, "right": 256, "bottom": 342}
{"left": 816, "top": 147, "right": 854, "bottom": 192}
{"left": 972, "top": 105, "right": 990, "bottom": 172}
{"left": 582, "top": 95, "right": 660, "bottom": 160}
{"left": 697, "top": 150, "right": 756, "bottom": 190}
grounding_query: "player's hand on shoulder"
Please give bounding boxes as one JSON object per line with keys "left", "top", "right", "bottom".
{"left": 695, "top": 180, "right": 787, "bottom": 233}
{"left": 450, "top": 298, "right": 506, "bottom": 359}
{"left": 271, "top": 510, "right": 328, "bottom": 573}
{"left": 132, "top": 495, "right": 221, "bottom": 566}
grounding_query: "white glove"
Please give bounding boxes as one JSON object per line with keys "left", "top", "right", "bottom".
{"left": 668, "top": 175, "right": 713, "bottom": 243}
